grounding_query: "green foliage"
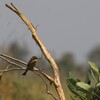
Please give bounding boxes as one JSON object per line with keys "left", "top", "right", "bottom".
{"left": 88, "top": 61, "right": 100, "bottom": 82}
{"left": 67, "top": 61, "right": 100, "bottom": 100}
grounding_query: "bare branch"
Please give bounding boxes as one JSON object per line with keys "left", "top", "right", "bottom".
{"left": 0, "top": 64, "right": 11, "bottom": 79}
{"left": 0, "top": 67, "right": 23, "bottom": 79}
{"left": 11, "top": 3, "right": 19, "bottom": 11}
{"left": 0, "top": 55, "right": 25, "bottom": 69}
{"left": 33, "top": 67, "right": 54, "bottom": 82}
{"left": 34, "top": 71, "right": 57, "bottom": 100}
{"left": 0, "top": 68, "right": 23, "bottom": 72}
{"left": 0, "top": 53, "right": 27, "bottom": 65}
{"left": 0, "top": 54, "right": 53, "bottom": 84}
{"left": 5, "top": 4, "right": 18, "bottom": 13}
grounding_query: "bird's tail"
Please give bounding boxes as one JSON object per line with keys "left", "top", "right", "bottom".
{"left": 22, "top": 70, "right": 28, "bottom": 75}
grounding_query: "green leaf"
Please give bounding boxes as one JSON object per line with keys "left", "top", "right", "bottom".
{"left": 92, "top": 91, "right": 100, "bottom": 99}
{"left": 85, "top": 72, "right": 91, "bottom": 85}
{"left": 68, "top": 72, "right": 77, "bottom": 81}
{"left": 67, "top": 78, "right": 87, "bottom": 100}
{"left": 76, "top": 82, "right": 91, "bottom": 92}
{"left": 90, "top": 70, "right": 97, "bottom": 82}
{"left": 67, "top": 78, "right": 77, "bottom": 91}
{"left": 88, "top": 61, "right": 99, "bottom": 74}
{"left": 96, "top": 83, "right": 100, "bottom": 88}
{"left": 68, "top": 72, "right": 81, "bottom": 82}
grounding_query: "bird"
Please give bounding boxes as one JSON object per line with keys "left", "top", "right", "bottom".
{"left": 22, "top": 56, "right": 38, "bottom": 75}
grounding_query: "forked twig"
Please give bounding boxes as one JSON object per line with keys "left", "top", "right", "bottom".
{"left": 0, "top": 64, "right": 11, "bottom": 79}
{"left": 34, "top": 71, "right": 57, "bottom": 100}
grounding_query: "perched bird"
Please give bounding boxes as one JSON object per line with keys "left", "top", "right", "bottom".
{"left": 22, "top": 56, "right": 38, "bottom": 75}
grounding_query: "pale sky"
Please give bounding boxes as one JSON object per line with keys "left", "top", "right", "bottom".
{"left": 0, "top": 0, "right": 100, "bottom": 63}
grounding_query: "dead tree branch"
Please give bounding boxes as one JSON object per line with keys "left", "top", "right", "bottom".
{"left": 34, "top": 71, "right": 57, "bottom": 100}
{"left": 0, "top": 54, "right": 53, "bottom": 82}
{"left": 4, "top": 3, "right": 66, "bottom": 100}
{"left": 0, "top": 54, "right": 55, "bottom": 99}
{"left": 0, "top": 55, "right": 25, "bottom": 69}
{"left": 0, "top": 64, "right": 11, "bottom": 79}
{"left": 0, "top": 53, "right": 26, "bottom": 65}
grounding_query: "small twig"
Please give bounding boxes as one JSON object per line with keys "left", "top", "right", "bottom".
{"left": 0, "top": 64, "right": 11, "bottom": 79}
{"left": 0, "top": 53, "right": 27, "bottom": 65}
{"left": 0, "top": 67, "right": 23, "bottom": 79}
{"left": 11, "top": 3, "right": 19, "bottom": 11}
{"left": 0, "top": 67, "right": 24, "bottom": 80}
{"left": 0, "top": 56, "right": 25, "bottom": 69}
{"left": 33, "top": 67, "right": 54, "bottom": 83}
{"left": 0, "top": 68, "right": 24, "bottom": 72}
{"left": 5, "top": 3, "right": 18, "bottom": 13}
{"left": 34, "top": 71, "right": 57, "bottom": 100}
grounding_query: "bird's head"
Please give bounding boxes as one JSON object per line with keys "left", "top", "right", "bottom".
{"left": 31, "top": 56, "right": 38, "bottom": 60}
{"left": 30, "top": 56, "right": 41, "bottom": 62}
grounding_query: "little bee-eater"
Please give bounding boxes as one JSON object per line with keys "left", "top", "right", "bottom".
{"left": 22, "top": 56, "right": 38, "bottom": 75}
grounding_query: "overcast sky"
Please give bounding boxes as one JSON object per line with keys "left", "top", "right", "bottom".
{"left": 0, "top": 0, "right": 100, "bottom": 63}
